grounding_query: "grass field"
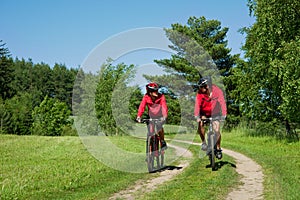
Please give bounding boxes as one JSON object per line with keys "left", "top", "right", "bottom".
{"left": 1, "top": 126, "right": 299, "bottom": 199}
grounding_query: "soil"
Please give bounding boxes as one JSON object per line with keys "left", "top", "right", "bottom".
{"left": 109, "top": 141, "right": 264, "bottom": 200}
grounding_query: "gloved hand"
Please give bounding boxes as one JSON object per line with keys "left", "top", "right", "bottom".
{"left": 160, "top": 117, "right": 167, "bottom": 123}
{"left": 136, "top": 117, "right": 141, "bottom": 123}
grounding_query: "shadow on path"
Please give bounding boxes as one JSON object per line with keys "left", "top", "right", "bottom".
{"left": 150, "top": 165, "right": 183, "bottom": 173}
{"left": 205, "top": 160, "right": 236, "bottom": 171}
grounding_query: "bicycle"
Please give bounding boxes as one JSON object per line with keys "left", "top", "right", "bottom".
{"left": 142, "top": 118, "right": 165, "bottom": 173}
{"left": 202, "top": 116, "right": 223, "bottom": 171}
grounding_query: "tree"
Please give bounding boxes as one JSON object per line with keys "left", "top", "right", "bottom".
{"left": 156, "top": 16, "right": 236, "bottom": 79}
{"left": 31, "top": 95, "right": 72, "bottom": 136}
{"left": 4, "top": 92, "right": 33, "bottom": 135}
{"left": 152, "top": 16, "right": 237, "bottom": 128}
{"left": 0, "top": 98, "right": 10, "bottom": 134}
{"left": 233, "top": 0, "right": 300, "bottom": 137}
{"left": 0, "top": 40, "right": 13, "bottom": 99}
{"left": 95, "top": 62, "right": 136, "bottom": 136}
{"left": 51, "top": 64, "right": 77, "bottom": 109}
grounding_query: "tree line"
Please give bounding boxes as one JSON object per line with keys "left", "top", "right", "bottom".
{"left": 1, "top": 0, "right": 299, "bottom": 140}
{"left": 0, "top": 44, "right": 78, "bottom": 135}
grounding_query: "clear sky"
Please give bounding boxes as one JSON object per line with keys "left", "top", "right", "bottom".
{"left": 0, "top": 0, "right": 255, "bottom": 68}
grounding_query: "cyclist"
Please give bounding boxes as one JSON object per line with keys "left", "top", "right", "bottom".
{"left": 136, "top": 82, "right": 168, "bottom": 149}
{"left": 194, "top": 76, "right": 227, "bottom": 159}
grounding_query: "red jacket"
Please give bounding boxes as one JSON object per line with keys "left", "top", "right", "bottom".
{"left": 137, "top": 93, "right": 168, "bottom": 118}
{"left": 194, "top": 85, "right": 227, "bottom": 117}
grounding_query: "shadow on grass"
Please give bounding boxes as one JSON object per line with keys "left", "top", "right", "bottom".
{"left": 205, "top": 160, "right": 236, "bottom": 171}
{"left": 149, "top": 165, "right": 183, "bottom": 173}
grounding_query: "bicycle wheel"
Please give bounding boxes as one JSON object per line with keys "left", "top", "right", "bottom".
{"left": 154, "top": 135, "right": 160, "bottom": 170}
{"left": 160, "top": 149, "right": 165, "bottom": 168}
{"left": 146, "top": 136, "right": 154, "bottom": 172}
{"left": 209, "top": 133, "right": 216, "bottom": 170}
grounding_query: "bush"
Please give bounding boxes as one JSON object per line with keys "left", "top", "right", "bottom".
{"left": 31, "top": 96, "right": 72, "bottom": 136}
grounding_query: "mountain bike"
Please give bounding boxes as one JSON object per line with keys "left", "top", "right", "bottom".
{"left": 142, "top": 118, "right": 165, "bottom": 173}
{"left": 202, "top": 116, "right": 223, "bottom": 171}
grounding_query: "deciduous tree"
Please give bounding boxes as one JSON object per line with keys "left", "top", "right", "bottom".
{"left": 233, "top": 0, "right": 300, "bottom": 137}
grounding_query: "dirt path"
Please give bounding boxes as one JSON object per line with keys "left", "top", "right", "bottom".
{"left": 179, "top": 140, "right": 264, "bottom": 200}
{"left": 109, "top": 144, "right": 193, "bottom": 200}
{"left": 223, "top": 148, "right": 264, "bottom": 200}
{"left": 109, "top": 141, "right": 264, "bottom": 200}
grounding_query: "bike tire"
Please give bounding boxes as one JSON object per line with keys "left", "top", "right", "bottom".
{"left": 210, "top": 133, "right": 216, "bottom": 170}
{"left": 154, "top": 135, "right": 160, "bottom": 170}
{"left": 160, "top": 151, "right": 164, "bottom": 168}
{"left": 146, "top": 136, "right": 154, "bottom": 172}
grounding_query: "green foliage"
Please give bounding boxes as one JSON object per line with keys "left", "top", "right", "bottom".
{"left": 0, "top": 98, "right": 10, "bottom": 134}
{"left": 31, "top": 96, "right": 72, "bottom": 136}
{"left": 4, "top": 92, "right": 33, "bottom": 135}
{"left": 129, "top": 87, "right": 144, "bottom": 120}
{"left": 158, "top": 16, "right": 236, "bottom": 79}
{"left": 73, "top": 71, "right": 99, "bottom": 135}
{"left": 232, "top": 0, "right": 300, "bottom": 136}
{"left": 9, "top": 59, "right": 77, "bottom": 111}
{"left": 0, "top": 40, "right": 14, "bottom": 99}
{"left": 95, "top": 62, "right": 136, "bottom": 135}
{"left": 51, "top": 64, "right": 77, "bottom": 109}
{"left": 151, "top": 16, "right": 237, "bottom": 127}
{"left": 276, "top": 37, "right": 300, "bottom": 124}
{"left": 0, "top": 41, "right": 77, "bottom": 135}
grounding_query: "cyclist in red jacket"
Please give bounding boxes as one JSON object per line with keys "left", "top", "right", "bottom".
{"left": 194, "top": 76, "right": 227, "bottom": 159}
{"left": 136, "top": 82, "right": 168, "bottom": 149}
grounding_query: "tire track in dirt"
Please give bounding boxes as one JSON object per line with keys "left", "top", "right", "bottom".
{"left": 109, "top": 144, "right": 192, "bottom": 200}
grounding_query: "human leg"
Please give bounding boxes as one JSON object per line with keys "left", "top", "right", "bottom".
{"left": 197, "top": 121, "right": 205, "bottom": 142}
{"left": 213, "top": 120, "right": 221, "bottom": 149}
{"left": 197, "top": 121, "right": 207, "bottom": 150}
{"left": 157, "top": 124, "right": 167, "bottom": 149}
{"left": 213, "top": 120, "right": 222, "bottom": 159}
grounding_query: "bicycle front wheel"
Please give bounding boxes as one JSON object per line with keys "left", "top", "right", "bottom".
{"left": 146, "top": 136, "right": 154, "bottom": 172}
{"left": 209, "top": 133, "right": 216, "bottom": 170}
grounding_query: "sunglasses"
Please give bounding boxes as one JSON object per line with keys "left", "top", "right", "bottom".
{"left": 149, "top": 89, "right": 158, "bottom": 92}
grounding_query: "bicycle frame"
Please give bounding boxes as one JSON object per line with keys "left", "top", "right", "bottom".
{"left": 143, "top": 118, "right": 165, "bottom": 172}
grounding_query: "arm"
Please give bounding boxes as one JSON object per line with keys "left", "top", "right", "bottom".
{"left": 194, "top": 94, "right": 201, "bottom": 119}
{"left": 161, "top": 95, "right": 168, "bottom": 118}
{"left": 137, "top": 96, "right": 147, "bottom": 118}
{"left": 216, "top": 87, "right": 227, "bottom": 116}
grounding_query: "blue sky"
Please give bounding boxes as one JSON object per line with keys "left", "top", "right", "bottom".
{"left": 1, "top": 0, "right": 255, "bottom": 68}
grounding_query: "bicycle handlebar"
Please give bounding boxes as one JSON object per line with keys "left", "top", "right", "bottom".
{"left": 141, "top": 118, "right": 164, "bottom": 123}
{"left": 200, "top": 116, "right": 225, "bottom": 123}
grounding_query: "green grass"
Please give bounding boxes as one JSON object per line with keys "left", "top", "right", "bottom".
{"left": 0, "top": 135, "right": 151, "bottom": 199}
{"left": 222, "top": 129, "right": 300, "bottom": 200}
{"left": 0, "top": 134, "right": 238, "bottom": 199}
{"left": 1, "top": 128, "right": 299, "bottom": 200}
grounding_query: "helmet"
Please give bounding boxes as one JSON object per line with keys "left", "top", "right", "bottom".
{"left": 198, "top": 76, "right": 212, "bottom": 87}
{"left": 146, "top": 82, "right": 159, "bottom": 93}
